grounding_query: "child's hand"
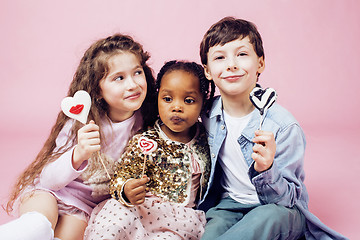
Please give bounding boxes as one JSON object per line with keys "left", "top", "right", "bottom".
{"left": 124, "top": 175, "right": 150, "bottom": 205}
{"left": 251, "top": 130, "right": 276, "bottom": 173}
{"left": 73, "top": 120, "right": 100, "bottom": 169}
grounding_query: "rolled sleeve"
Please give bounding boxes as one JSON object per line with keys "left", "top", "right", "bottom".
{"left": 40, "top": 146, "right": 88, "bottom": 191}
{"left": 250, "top": 124, "right": 306, "bottom": 207}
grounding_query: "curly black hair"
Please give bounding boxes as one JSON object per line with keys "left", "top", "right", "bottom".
{"left": 155, "top": 60, "right": 215, "bottom": 116}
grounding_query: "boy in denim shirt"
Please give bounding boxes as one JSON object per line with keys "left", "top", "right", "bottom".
{"left": 199, "top": 17, "right": 347, "bottom": 240}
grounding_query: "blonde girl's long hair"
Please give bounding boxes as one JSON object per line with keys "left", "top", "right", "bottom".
{"left": 5, "top": 34, "right": 157, "bottom": 213}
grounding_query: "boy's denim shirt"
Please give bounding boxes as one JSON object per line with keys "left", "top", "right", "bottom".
{"left": 199, "top": 96, "right": 348, "bottom": 240}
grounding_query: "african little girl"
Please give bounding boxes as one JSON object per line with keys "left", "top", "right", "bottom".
{"left": 84, "top": 60, "right": 215, "bottom": 240}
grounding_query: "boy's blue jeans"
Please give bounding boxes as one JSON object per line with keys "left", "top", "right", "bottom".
{"left": 201, "top": 196, "right": 306, "bottom": 240}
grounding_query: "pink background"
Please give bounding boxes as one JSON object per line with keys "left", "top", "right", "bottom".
{"left": 0, "top": 0, "right": 359, "bottom": 239}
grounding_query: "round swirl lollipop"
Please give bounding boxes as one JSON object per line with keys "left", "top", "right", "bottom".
{"left": 138, "top": 136, "right": 158, "bottom": 176}
{"left": 250, "top": 85, "right": 277, "bottom": 130}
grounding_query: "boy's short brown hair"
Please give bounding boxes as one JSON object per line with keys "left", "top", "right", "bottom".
{"left": 200, "top": 17, "right": 264, "bottom": 65}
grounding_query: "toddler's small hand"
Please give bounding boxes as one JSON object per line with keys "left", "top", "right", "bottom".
{"left": 124, "top": 175, "right": 150, "bottom": 205}
{"left": 251, "top": 130, "right": 276, "bottom": 172}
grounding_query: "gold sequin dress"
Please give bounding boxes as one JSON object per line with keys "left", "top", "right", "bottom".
{"left": 84, "top": 120, "right": 211, "bottom": 240}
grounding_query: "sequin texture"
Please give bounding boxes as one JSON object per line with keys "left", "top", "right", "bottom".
{"left": 109, "top": 120, "right": 210, "bottom": 205}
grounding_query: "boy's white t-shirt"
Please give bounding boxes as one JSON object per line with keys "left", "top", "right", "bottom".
{"left": 219, "top": 110, "right": 260, "bottom": 204}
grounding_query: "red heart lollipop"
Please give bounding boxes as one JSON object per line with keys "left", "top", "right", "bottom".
{"left": 61, "top": 90, "right": 91, "bottom": 124}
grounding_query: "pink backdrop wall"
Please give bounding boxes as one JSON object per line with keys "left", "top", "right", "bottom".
{"left": 1, "top": 0, "right": 359, "bottom": 238}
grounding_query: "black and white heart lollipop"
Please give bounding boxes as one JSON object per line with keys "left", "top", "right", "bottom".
{"left": 250, "top": 85, "right": 277, "bottom": 129}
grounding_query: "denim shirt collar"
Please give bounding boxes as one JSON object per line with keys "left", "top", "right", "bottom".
{"left": 210, "top": 96, "right": 262, "bottom": 142}
{"left": 209, "top": 96, "right": 223, "bottom": 120}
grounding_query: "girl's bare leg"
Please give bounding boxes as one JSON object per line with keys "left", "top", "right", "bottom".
{"left": 19, "top": 190, "right": 59, "bottom": 229}
{"left": 0, "top": 191, "right": 58, "bottom": 240}
{"left": 55, "top": 214, "right": 87, "bottom": 240}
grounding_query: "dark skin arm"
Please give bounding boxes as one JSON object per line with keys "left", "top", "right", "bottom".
{"left": 123, "top": 175, "right": 150, "bottom": 205}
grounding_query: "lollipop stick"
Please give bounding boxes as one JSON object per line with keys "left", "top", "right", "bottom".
{"left": 80, "top": 122, "right": 111, "bottom": 180}
{"left": 259, "top": 114, "right": 264, "bottom": 130}
{"left": 97, "top": 151, "right": 111, "bottom": 180}
{"left": 85, "top": 121, "right": 110, "bottom": 180}
{"left": 141, "top": 157, "right": 147, "bottom": 176}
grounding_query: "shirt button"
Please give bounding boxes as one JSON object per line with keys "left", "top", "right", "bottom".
{"left": 221, "top": 125, "right": 225, "bottom": 130}
{"left": 211, "top": 153, "right": 215, "bottom": 158}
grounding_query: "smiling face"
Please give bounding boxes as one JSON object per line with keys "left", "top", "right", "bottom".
{"left": 158, "top": 70, "right": 203, "bottom": 143}
{"left": 100, "top": 52, "right": 147, "bottom": 122}
{"left": 205, "top": 37, "right": 265, "bottom": 102}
